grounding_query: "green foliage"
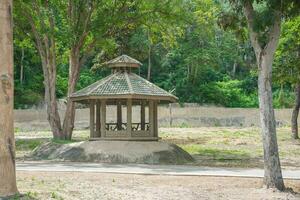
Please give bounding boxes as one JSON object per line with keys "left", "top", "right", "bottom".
{"left": 274, "top": 16, "right": 300, "bottom": 85}
{"left": 12, "top": 0, "right": 298, "bottom": 109}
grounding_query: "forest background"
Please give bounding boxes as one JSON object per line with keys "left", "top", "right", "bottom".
{"left": 13, "top": 0, "right": 299, "bottom": 109}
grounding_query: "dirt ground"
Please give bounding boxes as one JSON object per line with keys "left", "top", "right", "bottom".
{"left": 13, "top": 127, "right": 300, "bottom": 200}
{"left": 15, "top": 171, "right": 300, "bottom": 200}
{"left": 15, "top": 127, "right": 300, "bottom": 169}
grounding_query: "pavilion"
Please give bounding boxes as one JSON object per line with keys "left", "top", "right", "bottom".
{"left": 70, "top": 55, "right": 177, "bottom": 141}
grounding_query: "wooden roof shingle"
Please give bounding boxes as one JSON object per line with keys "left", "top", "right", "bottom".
{"left": 70, "top": 71, "right": 177, "bottom": 102}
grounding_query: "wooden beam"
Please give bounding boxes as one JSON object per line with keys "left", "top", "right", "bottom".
{"left": 117, "top": 101, "right": 122, "bottom": 130}
{"left": 149, "top": 100, "right": 154, "bottom": 137}
{"left": 154, "top": 101, "right": 158, "bottom": 137}
{"left": 89, "top": 100, "right": 95, "bottom": 138}
{"left": 127, "top": 99, "right": 132, "bottom": 137}
{"left": 100, "top": 100, "right": 106, "bottom": 138}
{"left": 141, "top": 101, "right": 146, "bottom": 130}
{"left": 96, "top": 101, "right": 101, "bottom": 137}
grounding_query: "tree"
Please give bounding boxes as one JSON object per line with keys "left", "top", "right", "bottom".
{"left": 238, "top": 0, "right": 299, "bottom": 190}
{"left": 274, "top": 16, "right": 300, "bottom": 139}
{"left": 0, "top": 0, "right": 18, "bottom": 197}
{"left": 15, "top": 0, "right": 65, "bottom": 139}
{"left": 62, "top": 0, "right": 98, "bottom": 140}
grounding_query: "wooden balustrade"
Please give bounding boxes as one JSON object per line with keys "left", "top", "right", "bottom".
{"left": 105, "top": 123, "right": 150, "bottom": 131}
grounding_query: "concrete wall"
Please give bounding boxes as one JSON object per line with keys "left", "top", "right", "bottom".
{"left": 14, "top": 103, "right": 295, "bottom": 131}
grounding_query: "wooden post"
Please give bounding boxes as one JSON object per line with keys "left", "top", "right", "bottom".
{"left": 117, "top": 100, "right": 122, "bottom": 130}
{"left": 96, "top": 101, "right": 101, "bottom": 137}
{"left": 90, "top": 100, "right": 95, "bottom": 138}
{"left": 100, "top": 100, "right": 106, "bottom": 138}
{"left": 169, "top": 103, "right": 172, "bottom": 127}
{"left": 141, "top": 101, "right": 146, "bottom": 130}
{"left": 149, "top": 100, "right": 154, "bottom": 137}
{"left": 154, "top": 101, "right": 158, "bottom": 137}
{"left": 127, "top": 99, "right": 132, "bottom": 137}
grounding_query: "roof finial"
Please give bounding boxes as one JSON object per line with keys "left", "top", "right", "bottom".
{"left": 106, "top": 55, "right": 142, "bottom": 68}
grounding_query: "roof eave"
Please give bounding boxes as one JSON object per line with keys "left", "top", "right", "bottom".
{"left": 70, "top": 94, "right": 177, "bottom": 103}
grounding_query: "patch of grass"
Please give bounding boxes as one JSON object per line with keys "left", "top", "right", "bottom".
{"left": 8, "top": 191, "right": 38, "bottom": 200}
{"left": 50, "top": 192, "right": 64, "bottom": 200}
{"left": 16, "top": 139, "right": 44, "bottom": 151}
{"left": 51, "top": 139, "right": 78, "bottom": 144}
{"left": 179, "top": 122, "right": 190, "bottom": 128}
{"left": 180, "top": 145, "right": 251, "bottom": 160}
{"left": 14, "top": 127, "right": 21, "bottom": 134}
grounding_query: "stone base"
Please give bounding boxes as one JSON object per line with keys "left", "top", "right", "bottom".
{"left": 31, "top": 141, "right": 194, "bottom": 165}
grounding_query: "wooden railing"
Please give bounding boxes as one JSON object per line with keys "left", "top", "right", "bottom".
{"left": 105, "top": 123, "right": 149, "bottom": 131}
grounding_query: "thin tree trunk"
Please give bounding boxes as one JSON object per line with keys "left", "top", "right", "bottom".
{"left": 243, "top": 1, "right": 284, "bottom": 190}
{"left": 147, "top": 29, "right": 151, "bottom": 81}
{"left": 62, "top": 46, "right": 80, "bottom": 140}
{"left": 147, "top": 48, "right": 151, "bottom": 80}
{"left": 20, "top": 47, "right": 24, "bottom": 85}
{"left": 35, "top": 35, "right": 63, "bottom": 139}
{"left": 43, "top": 63, "right": 63, "bottom": 139}
{"left": 291, "top": 83, "right": 300, "bottom": 139}
{"left": 258, "top": 53, "right": 284, "bottom": 190}
{"left": 0, "top": 0, "right": 18, "bottom": 197}
{"left": 231, "top": 62, "right": 237, "bottom": 77}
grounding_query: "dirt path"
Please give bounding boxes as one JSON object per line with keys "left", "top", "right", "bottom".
{"left": 16, "top": 171, "right": 300, "bottom": 200}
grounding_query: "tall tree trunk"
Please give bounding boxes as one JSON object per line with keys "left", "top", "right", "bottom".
{"left": 63, "top": 46, "right": 80, "bottom": 140}
{"left": 243, "top": 1, "right": 284, "bottom": 190}
{"left": 291, "top": 83, "right": 300, "bottom": 139}
{"left": 43, "top": 62, "right": 63, "bottom": 139}
{"left": 0, "top": 0, "right": 18, "bottom": 197}
{"left": 38, "top": 37, "right": 63, "bottom": 139}
{"left": 231, "top": 62, "right": 237, "bottom": 77}
{"left": 147, "top": 29, "right": 151, "bottom": 81}
{"left": 20, "top": 47, "right": 24, "bottom": 85}
{"left": 24, "top": 4, "right": 63, "bottom": 140}
{"left": 258, "top": 52, "right": 284, "bottom": 190}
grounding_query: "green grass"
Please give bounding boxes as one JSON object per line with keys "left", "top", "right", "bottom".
{"left": 16, "top": 139, "right": 44, "bottom": 151}
{"left": 180, "top": 145, "right": 251, "bottom": 160}
{"left": 161, "top": 127, "right": 300, "bottom": 168}
{"left": 7, "top": 191, "right": 38, "bottom": 200}
{"left": 51, "top": 139, "right": 78, "bottom": 144}
{"left": 15, "top": 137, "right": 81, "bottom": 159}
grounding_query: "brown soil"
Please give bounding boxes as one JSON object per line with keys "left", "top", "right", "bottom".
{"left": 16, "top": 171, "right": 300, "bottom": 200}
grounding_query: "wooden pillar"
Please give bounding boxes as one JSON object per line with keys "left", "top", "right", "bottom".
{"left": 100, "top": 100, "right": 106, "bottom": 138}
{"left": 117, "top": 101, "right": 122, "bottom": 130}
{"left": 90, "top": 100, "right": 95, "bottom": 138}
{"left": 154, "top": 101, "right": 158, "bottom": 137}
{"left": 149, "top": 100, "right": 154, "bottom": 137}
{"left": 141, "top": 101, "right": 146, "bottom": 130}
{"left": 96, "top": 101, "right": 101, "bottom": 137}
{"left": 127, "top": 99, "right": 132, "bottom": 137}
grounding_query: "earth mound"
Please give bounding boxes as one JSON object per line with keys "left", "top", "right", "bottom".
{"left": 31, "top": 141, "right": 194, "bottom": 164}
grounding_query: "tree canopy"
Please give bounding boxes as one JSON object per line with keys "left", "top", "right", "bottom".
{"left": 12, "top": 0, "right": 299, "bottom": 109}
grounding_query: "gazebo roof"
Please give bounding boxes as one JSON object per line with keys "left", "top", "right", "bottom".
{"left": 106, "top": 54, "right": 142, "bottom": 68}
{"left": 70, "top": 71, "right": 177, "bottom": 103}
